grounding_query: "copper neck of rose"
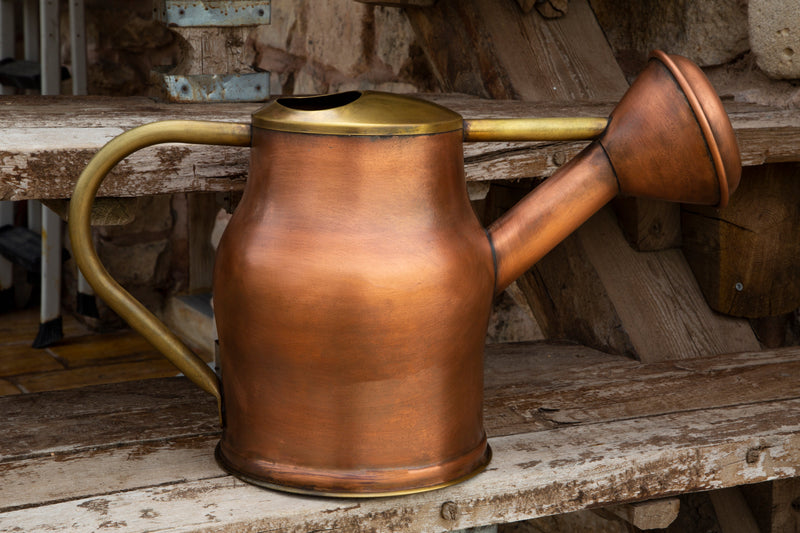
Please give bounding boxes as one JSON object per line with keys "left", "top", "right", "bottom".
{"left": 487, "top": 142, "right": 619, "bottom": 294}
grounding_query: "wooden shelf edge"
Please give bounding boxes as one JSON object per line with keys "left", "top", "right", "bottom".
{"left": 2, "top": 342, "right": 800, "bottom": 531}
{"left": 1, "top": 96, "right": 796, "bottom": 201}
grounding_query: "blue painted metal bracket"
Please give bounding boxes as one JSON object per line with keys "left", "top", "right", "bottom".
{"left": 160, "top": 72, "right": 270, "bottom": 102}
{"left": 156, "top": 1, "right": 271, "bottom": 27}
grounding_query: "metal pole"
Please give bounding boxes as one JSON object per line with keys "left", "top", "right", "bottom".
{"left": 68, "top": 0, "right": 97, "bottom": 317}
{"left": 0, "top": 0, "right": 15, "bottom": 309}
{"left": 34, "top": 0, "right": 63, "bottom": 347}
{"left": 0, "top": 202, "right": 12, "bottom": 311}
{"left": 0, "top": 0, "right": 13, "bottom": 95}
{"left": 69, "top": 0, "right": 86, "bottom": 95}
{"left": 24, "top": 0, "right": 43, "bottom": 249}
{"left": 24, "top": 0, "right": 39, "bottom": 61}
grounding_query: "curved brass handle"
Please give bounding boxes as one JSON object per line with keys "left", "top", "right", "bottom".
{"left": 68, "top": 120, "right": 252, "bottom": 407}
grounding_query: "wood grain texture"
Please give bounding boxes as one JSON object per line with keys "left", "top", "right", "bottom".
{"left": 2, "top": 342, "right": 800, "bottom": 531}
{"left": 577, "top": 208, "right": 760, "bottom": 360}
{"left": 0, "top": 96, "right": 253, "bottom": 201}
{"left": 405, "top": 0, "right": 627, "bottom": 101}
{"left": 0, "top": 378, "right": 21, "bottom": 395}
{"left": 612, "top": 197, "right": 681, "bottom": 251}
{"left": 519, "top": 207, "right": 760, "bottom": 362}
{"left": 740, "top": 478, "right": 800, "bottom": 533}
{"left": 709, "top": 487, "right": 760, "bottom": 533}
{"left": 516, "top": 231, "right": 638, "bottom": 358}
{"left": 0, "top": 97, "right": 797, "bottom": 201}
{"left": 604, "top": 498, "right": 680, "bottom": 530}
{"left": 0, "top": 345, "right": 62, "bottom": 376}
{"left": 768, "top": 478, "right": 800, "bottom": 533}
{"left": 682, "top": 163, "right": 800, "bottom": 318}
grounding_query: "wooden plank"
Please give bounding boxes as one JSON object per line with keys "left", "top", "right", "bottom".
{"left": 0, "top": 344, "right": 62, "bottom": 376}
{"left": 404, "top": 0, "right": 627, "bottom": 101}
{"left": 768, "top": 478, "right": 800, "bottom": 533}
{"left": 0, "top": 378, "right": 20, "bottom": 395}
{"left": 0, "top": 96, "right": 254, "bottom": 201}
{"left": 0, "top": 434, "right": 222, "bottom": 512}
{"left": 518, "top": 207, "right": 760, "bottom": 362}
{"left": 0, "top": 96, "right": 798, "bottom": 201}
{"left": 7, "top": 342, "right": 800, "bottom": 461}
{"left": 577, "top": 208, "right": 760, "bottom": 360}
{"left": 604, "top": 499, "right": 680, "bottom": 530}
{"left": 682, "top": 163, "right": 800, "bottom": 318}
{"left": 45, "top": 332, "right": 159, "bottom": 368}
{"left": 163, "top": 294, "right": 216, "bottom": 361}
{"left": 508, "top": 510, "right": 628, "bottom": 532}
{"left": 12, "top": 358, "right": 183, "bottom": 394}
{"left": 740, "top": 478, "right": 800, "bottom": 533}
{"left": 709, "top": 487, "right": 760, "bottom": 533}
{"left": 612, "top": 197, "right": 681, "bottom": 251}
{"left": 2, "top": 398, "right": 799, "bottom": 532}
{"left": 484, "top": 343, "right": 800, "bottom": 434}
{"left": 0, "top": 378, "right": 217, "bottom": 460}
{"left": 3, "top": 343, "right": 800, "bottom": 531}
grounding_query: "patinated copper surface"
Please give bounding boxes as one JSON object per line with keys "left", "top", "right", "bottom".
{"left": 213, "top": 128, "right": 494, "bottom": 494}
{"left": 69, "top": 51, "right": 741, "bottom": 497}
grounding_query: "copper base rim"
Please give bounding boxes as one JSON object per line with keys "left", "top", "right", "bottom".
{"left": 214, "top": 441, "right": 492, "bottom": 498}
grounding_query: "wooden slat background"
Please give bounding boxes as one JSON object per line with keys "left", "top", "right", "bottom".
{"left": 0, "top": 96, "right": 797, "bottom": 201}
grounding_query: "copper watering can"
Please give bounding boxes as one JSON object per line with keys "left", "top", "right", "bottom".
{"left": 69, "top": 51, "right": 740, "bottom": 497}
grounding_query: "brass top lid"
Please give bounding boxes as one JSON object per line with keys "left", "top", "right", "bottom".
{"left": 252, "top": 91, "right": 464, "bottom": 136}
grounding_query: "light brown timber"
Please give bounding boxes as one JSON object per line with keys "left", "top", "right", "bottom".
{"left": 2, "top": 342, "right": 800, "bottom": 531}
{"left": 518, "top": 207, "right": 760, "bottom": 362}
{"left": 0, "top": 97, "right": 796, "bottom": 201}
{"left": 709, "top": 487, "right": 761, "bottom": 533}
{"left": 682, "top": 163, "right": 800, "bottom": 318}
{"left": 603, "top": 498, "right": 680, "bottom": 530}
{"left": 404, "top": 0, "right": 627, "bottom": 101}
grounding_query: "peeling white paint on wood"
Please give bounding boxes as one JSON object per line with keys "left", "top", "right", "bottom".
{"left": 0, "top": 96, "right": 797, "bottom": 200}
{"left": 2, "top": 343, "right": 800, "bottom": 532}
{"left": 2, "top": 401, "right": 799, "bottom": 532}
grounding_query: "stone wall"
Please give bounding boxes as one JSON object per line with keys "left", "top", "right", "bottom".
{"left": 589, "top": 0, "right": 800, "bottom": 106}
{"left": 248, "top": 1, "right": 436, "bottom": 95}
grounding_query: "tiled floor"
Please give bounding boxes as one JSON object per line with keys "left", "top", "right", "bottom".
{"left": 0, "top": 308, "right": 185, "bottom": 396}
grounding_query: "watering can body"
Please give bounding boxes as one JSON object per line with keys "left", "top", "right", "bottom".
{"left": 69, "top": 51, "right": 741, "bottom": 496}
{"left": 214, "top": 121, "right": 494, "bottom": 493}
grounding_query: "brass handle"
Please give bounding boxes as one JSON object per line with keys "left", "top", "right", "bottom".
{"left": 68, "top": 120, "right": 252, "bottom": 408}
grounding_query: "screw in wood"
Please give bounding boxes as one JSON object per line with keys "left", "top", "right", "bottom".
{"left": 441, "top": 501, "right": 460, "bottom": 521}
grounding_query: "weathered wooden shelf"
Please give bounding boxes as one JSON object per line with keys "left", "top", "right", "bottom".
{"left": 1, "top": 95, "right": 798, "bottom": 200}
{"left": 2, "top": 341, "right": 799, "bottom": 532}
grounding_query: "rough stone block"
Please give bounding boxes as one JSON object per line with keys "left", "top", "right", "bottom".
{"left": 749, "top": 0, "right": 800, "bottom": 79}
{"left": 249, "top": 0, "right": 427, "bottom": 95}
{"left": 590, "top": 0, "right": 748, "bottom": 75}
